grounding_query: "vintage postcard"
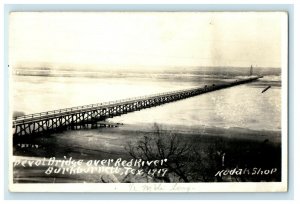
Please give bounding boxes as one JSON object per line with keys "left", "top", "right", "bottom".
{"left": 8, "top": 12, "right": 288, "bottom": 192}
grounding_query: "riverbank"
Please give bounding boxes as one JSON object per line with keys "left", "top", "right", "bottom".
{"left": 13, "top": 123, "right": 281, "bottom": 183}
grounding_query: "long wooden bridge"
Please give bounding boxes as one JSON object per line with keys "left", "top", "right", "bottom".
{"left": 12, "top": 76, "right": 262, "bottom": 137}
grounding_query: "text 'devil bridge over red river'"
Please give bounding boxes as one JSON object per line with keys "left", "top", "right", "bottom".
{"left": 12, "top": 76, "right": 262, "bottom": 137}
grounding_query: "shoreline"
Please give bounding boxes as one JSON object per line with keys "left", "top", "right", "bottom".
{"left": 12, "top": 123, "right": 282, "bottom": 183}
{"left": 13, "top": 123, "right": 281, "bottom": 159}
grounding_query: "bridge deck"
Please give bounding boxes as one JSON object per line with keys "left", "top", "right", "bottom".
{"left": 12, "top": 76, "right": 262, "bottom": 136}
{"left": 13, "top": 87, "right": 204, "bottom": 124}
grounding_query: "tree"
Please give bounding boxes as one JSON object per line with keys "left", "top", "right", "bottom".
{"left": 125, "top": 123, "right": 194, "bottom": 182}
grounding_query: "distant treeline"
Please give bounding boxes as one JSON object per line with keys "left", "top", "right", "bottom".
{"left": 163, "top": 66, "right": 281, "bottom": 77}
{"left": 12, "top": 66, "right": 280, "bottom": 78}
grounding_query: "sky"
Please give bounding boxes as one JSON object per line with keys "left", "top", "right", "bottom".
{"left": 9, "top": 12, "right": 287, "bottom": 71}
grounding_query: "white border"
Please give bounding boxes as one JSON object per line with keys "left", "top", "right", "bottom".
{"left": 9, "top": 182, "right": 287, "bottom": 192}
{"left": 8, "top": 11, "right": 288, "bottom": 193}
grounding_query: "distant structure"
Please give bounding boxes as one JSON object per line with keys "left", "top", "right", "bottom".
{"left": 249, "top": 65, "right": 253, "bottom": 76}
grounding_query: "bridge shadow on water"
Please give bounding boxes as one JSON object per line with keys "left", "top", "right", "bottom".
{"left": 13, "top": 120, "right": 124, "bottom": 157}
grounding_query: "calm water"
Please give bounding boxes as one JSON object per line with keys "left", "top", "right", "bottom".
{"left": 12, "top": 73, "right": 281, "bottom": 132}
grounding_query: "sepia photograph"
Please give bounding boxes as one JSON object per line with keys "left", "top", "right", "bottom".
{"left": 8, "top": 11, "right": 288, "bottom": 192}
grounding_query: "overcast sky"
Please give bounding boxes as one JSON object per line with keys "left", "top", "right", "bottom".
{"left": 9, "top": 12, "right": 286, "bottom": 70}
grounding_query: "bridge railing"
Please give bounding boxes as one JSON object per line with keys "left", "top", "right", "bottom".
{"left": 14, "top": 77, "right": 252, "bottom": 121}
{"left": 13, "top": 85, "right": 206, "bottom": 121}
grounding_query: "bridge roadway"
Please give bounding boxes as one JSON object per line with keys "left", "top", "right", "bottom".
{"left": 12, "top": 76, "right": 262, "bottom": 136}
